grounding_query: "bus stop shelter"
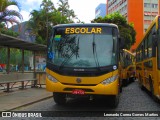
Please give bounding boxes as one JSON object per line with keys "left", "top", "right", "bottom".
{"left": 0, "top": 33, "right": 47, "bottom": 92}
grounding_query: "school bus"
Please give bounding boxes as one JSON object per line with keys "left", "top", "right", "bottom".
{"left": 46, "top": 23, "right": 123, "bottom": 107}
{"left": 120, "top": 49, "right": 136, "bottom": 86}
{"left": 136, "top": 15, "right": 160, "bottom": 101}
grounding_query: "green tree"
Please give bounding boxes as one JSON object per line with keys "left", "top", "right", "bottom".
{"left": 0, "top": 0, "right": 21, "bottom": 37}
{"left": 0, "top": 0, "right": 22, "bottom": 27}
{"left": 92, "top": 12, "right": 136, "bottom": 50}
{"left": 57, "top": 0, "right": 76, "bottom": 22}
{"left": 27, "top": 10, "right": 40, "bottom": 37}
{"left": 27, "top": 0, "right": 78, "bottom": 45}
{"left": 28, "top": 0, "right": 57, "bottom": 44}
{"left": 40, "top": 0, "right": 55, "bottom": 41}
{"left": 28, "top": 9, "right": 48, "bottom": 44}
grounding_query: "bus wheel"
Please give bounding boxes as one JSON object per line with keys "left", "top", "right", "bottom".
{"left": 110, "top": 95, "right": 119, "bottom": 108}
{"left": 149, "top": 78, "right": 158, "bottom": 102}
{"left": 122, "top": 79, "right": 128, "bottom": 87}
{"left": 120, "top": 85, "right": 122, "bottom": 93}
{"left": 53, "top": 92, "right": 66, "bottom": 105}
{"left": 130, "top": 77, "right": 135, "bottom": 82}
{"left": 139, "top": 75, "right": 144, "bottom": 90}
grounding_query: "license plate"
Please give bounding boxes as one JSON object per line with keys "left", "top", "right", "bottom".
{"left": 72, "top": 89, "right": 85, "bottom": 95}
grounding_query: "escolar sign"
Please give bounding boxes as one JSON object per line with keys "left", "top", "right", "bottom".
{"left": 65, "top": 27, "right": 102, "bottom": 34}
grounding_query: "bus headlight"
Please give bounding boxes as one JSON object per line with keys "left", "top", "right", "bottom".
{"left": 101, "top": 75, "right": 118, "bottom": 85}
{"left": 47, "top": 74, "right": 58, "bottom": 83}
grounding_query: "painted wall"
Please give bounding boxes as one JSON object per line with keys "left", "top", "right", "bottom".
{"left": 128, "top": 0, "right": 144, "bottom": 51}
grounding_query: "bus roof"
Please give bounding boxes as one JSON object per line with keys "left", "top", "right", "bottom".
{"left": 136, "top": 15, "right": 160, "bottom": 50}
{"left": 53, "top": 23, "right": 118, "bottom": 28}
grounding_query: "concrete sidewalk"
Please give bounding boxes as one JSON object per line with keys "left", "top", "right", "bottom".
{"left": 0, "top": 87, "right": 52, "bottom": 111}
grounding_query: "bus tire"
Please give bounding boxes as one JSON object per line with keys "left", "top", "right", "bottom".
{"left": 119, "top": 78, "right": 123, "bottom": 93}
{"left": 139, "top": 74, "right": 144, "bottom": 90}
{"left": 53, "top": 92, "right": 66, "bottom": 105}
{"left": 110, "top": 95, "right": 119, "bottom": 108}
{"left": 149, "top": 77, "right": 158, "bottom": 102}
{"left": 122, "top": 79, "right": 127, "bottom": 87}
{"left": 130, "top": 77, "right": 135, "bottom": 83}
{"left": 120, "top": 85, "right": 122, "bottom": 93}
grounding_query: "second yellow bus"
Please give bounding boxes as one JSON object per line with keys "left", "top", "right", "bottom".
{"left": 136, "top": 15, "right": 160, "bottom": 101}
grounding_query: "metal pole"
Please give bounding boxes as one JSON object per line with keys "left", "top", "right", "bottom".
{"left": 33, "top": 51, "right": 37, "bottom": 87}
{"left": 22, "top": 49, "right": 24, "bottom": 73}
{"left": 7, "top": 47, "right": 10, "bottom": 74}
{"left": 33, "top": 51, "right": 36, "bottom": 72}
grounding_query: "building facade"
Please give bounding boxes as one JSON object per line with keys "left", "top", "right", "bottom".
{"left": 107, "top": 0, "right": 160, "bottom": 51}
{"left": 95, "top": 3, "right": 107, "bottom": 18}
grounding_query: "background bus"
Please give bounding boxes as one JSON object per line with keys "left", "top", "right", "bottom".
{"left": 136, "top": 15, "right": 160, "bottom": 101}
{"left": 46, "top": 23, "right": 123, "bottom": 108}
{"left": 120, "top": 49, "right": 136, "bottom": 86}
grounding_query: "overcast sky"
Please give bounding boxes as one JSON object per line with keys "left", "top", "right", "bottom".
{"left": 14, "top": 0, "right": 106, "bottom": 23}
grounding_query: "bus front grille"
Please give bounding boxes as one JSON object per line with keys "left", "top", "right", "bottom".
{"left": 63, "top": 88, "right": 94, "bottom": 92}
{"left": 62, "top": 83, "right": 97, "bottom": 86}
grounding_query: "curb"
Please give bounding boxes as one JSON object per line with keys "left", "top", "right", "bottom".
{"left": 5, "top": 95, "right": 53, "bottom": 111}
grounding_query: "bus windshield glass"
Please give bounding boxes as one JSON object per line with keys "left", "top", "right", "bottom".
{"left": 48, "top": 26, "right": 118, "bottom": 68}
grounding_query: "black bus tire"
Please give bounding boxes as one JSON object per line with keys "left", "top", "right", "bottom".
{"left": 139, "top": 74, "right": 144, "bottom": 90}
{"left": 110, "top": 95, "right": 119, "bottom": 108}
{"left": 53, "top": 92, "right": 66, "bottom": 105}
{"left": 120, "top": 85, "right": 122, "bottom": 93}
{"left": 130, "top": 77, "right": 135, "bottom": 82}
{"left": 122, "top": 79, "right": 127, "bottom": 87}
{"left": 149, "top": 77, "right": 158, "bottom": 102}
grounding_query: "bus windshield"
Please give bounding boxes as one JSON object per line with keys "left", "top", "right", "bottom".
{"left": 48, "top": 26, "right": 118, "bottom": 68}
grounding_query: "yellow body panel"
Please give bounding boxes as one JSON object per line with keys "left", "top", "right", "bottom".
{"left": 46, "top": 68, "right": 119, "bottom": 95}
{"left": 120, "top": 49, "right": 136, "bottom": 82}
{"left": 121, "top": 65, "right": 136, "bottom": 80}
{"left": 135, "top": 15, "right": 160, "bottom": 100}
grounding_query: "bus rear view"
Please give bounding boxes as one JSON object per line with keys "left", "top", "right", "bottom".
{"left": 46, "top": 23, "right": 122, "bottom": 108}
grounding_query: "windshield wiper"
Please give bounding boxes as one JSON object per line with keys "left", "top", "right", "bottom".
{"left": 59, "top": 51, "right": 74, "bottom": 70}
{"left": 59, "top": 36, "right": 79, "bottom": 70}
{"left": 75, "top": 36, "right": 79, "bottom": 59}
{"left": 92, "top": 34, "right": 100, "bottom": 70}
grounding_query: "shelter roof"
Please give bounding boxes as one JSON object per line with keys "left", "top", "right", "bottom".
{"left": 0, "top": 34, "right": 47, "bottom": 51}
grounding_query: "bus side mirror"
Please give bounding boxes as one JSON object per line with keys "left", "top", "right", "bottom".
{"left": 120, "top": 37, "right": 125, "bottom": 49}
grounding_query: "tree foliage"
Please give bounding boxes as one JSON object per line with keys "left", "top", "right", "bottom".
{"left": 0, "top": 0, "right": 21, "bottom": 37}
{"left": 57, "top": 0, "right": 76, "bottom": 22}
{"left": 92, "top": 12, "right": 136, "bottom": 50}
{"left": 0, "top": 0, "right": 23, "bottom": 27}
{"left": 27, "top": 0, "right": 79, "bottom": 45}
{"left": 0, "top": 27, "right": 19, "bottom": 37}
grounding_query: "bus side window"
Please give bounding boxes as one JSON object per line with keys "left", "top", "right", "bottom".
{"left": 148, "top": 32, "right": 152, "bottom": 58}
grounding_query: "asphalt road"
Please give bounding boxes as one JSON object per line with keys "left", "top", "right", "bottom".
{"left": 2, "top": 80, "right": 160, "bottom": 120}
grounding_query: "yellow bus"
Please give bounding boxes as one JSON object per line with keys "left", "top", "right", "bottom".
{"left": 46, "top": 23, "right": 123, "bottom": 107}
{"left": 136, "top": 15, "right": 160, "bottom": 101}
{"left": 120, "top": 49, "right": 136, "bottom": 86}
